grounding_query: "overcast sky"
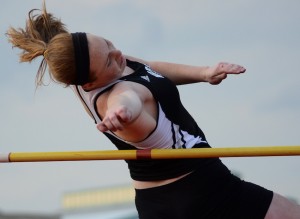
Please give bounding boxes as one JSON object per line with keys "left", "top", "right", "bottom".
{"left": 1, "top": 0, "right": 300, "bottom": 214}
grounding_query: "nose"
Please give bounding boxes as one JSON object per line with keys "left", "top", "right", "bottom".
{"left": 112, "top": 49, "right": 122, "bottom": 58}
{"left": 111, "top": 49, "right": 123, "bottom": 64}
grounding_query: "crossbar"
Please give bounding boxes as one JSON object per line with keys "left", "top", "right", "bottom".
{"left": 1, "top": 146, "right": 300, "bottom": 163}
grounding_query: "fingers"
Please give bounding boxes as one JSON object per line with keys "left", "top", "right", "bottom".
{"left": 218, "top": 62, "right": 246, "bottom": 74}
{"left": 208, "top": 62, "right": 245, "bottom": 85}
{"left": 210, "top": 73, "right": 227, "bottom": 85}
{"left": 97, "top": 119, "right": 123, "bottom": 132}
{"left": 97, "top": 114, "right": 124, "bottom": 132}
{"left": 97, "top": 122, "right": 109, "bottom": 132}
{"left": 96, "top": 108, "right": 132, "bottom": 132}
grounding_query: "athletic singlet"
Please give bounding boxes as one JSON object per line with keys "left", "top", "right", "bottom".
{"left": 72, "top": 59, "right": 216, "bottom": 181}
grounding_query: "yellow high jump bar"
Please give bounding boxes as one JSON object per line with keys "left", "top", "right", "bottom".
{"left": 1, "top": 146, "right": 300, "bottom": 163}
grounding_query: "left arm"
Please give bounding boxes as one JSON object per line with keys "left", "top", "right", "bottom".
{"left": 125, "top": 55, "right": 246, "bottom": 85}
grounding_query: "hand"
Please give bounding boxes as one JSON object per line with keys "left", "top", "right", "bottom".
{"left": 205, "top": 62, "right": 246, "bottom": 85}
{"left": 96, "top": 105, "right": 132, "bottom": 132}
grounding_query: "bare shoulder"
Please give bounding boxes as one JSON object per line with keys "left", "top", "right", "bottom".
{"left": 95, "top": 81, "right": 154, "bottom": 115}
{"left": 111, "top": 81, "right": 153, "bottom": 101}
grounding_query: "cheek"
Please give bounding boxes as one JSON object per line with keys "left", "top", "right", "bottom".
{"left": 112, "top": 60, "right": 121, "bottom": 72}
{"left": 88, "top": 65, "right": 98, "bottom": 81}
{"left": 90, "top": 72, "right": 98, "bottom": 82}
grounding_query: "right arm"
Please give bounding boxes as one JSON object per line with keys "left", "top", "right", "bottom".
{"left": 96, "top": 82, "right": 157, "bottom": 142}
{"left": 96, "top": 84, "right": 143, "bottom": 132}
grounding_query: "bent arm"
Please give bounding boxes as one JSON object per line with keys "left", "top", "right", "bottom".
{"left": 96, "top": 86, "right": 143, "bottom": 132}
{"left": 96, "top": 82, "right": 157, "bottom": 142}
{"left": 125, "top": 55, "right": 246, "bottom": 85}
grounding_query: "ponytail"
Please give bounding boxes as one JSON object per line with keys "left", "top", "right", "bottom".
{"left": 6, "top": 1, "right": 77, "bottom": 86}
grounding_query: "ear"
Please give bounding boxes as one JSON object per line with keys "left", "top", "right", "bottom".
{"left": 81, "top": 82, "right": 94, "bottom": 91}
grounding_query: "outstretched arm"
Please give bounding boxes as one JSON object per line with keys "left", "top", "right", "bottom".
{"left": 125, "top": 55, "right": 246, "bottom": 85}
{"left": 149, "top": 61, "right": 246, "bottom": 85}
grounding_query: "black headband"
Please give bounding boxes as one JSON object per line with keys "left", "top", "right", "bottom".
{"left": 71, "top": 32, "right": 90, "bottom": 85}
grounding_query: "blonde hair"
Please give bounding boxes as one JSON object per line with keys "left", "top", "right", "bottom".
{"left": 6, "top": 1, "right": 77, "bottom": 87}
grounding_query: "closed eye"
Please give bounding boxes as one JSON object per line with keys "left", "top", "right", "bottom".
{"left": 105, "top": 39, "right": 111, "bottom": 67}
{"left": 107, "top": 56, "right": 111, "bottom": 67}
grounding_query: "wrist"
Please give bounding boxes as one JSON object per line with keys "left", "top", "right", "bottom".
{"left": 199, "top": 66, "right": 210, "bottom": 83}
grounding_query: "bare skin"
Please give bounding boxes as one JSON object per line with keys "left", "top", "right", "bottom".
{"left": 265, "top": 193, "right": 300, "bottom": 219}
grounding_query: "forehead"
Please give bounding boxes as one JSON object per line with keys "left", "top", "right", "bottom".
{"left": 86, "top": 34, "right": 108, "bottom": 75}
{"left": 87, "top": 34, "right": 108, "bottom": 54}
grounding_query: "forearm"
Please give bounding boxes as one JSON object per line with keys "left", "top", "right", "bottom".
{"left": 125, "top": 55, "right": 209, "bottom": 85}
{"left": 149, "top": 61, "right": 209, "bottom": 85}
